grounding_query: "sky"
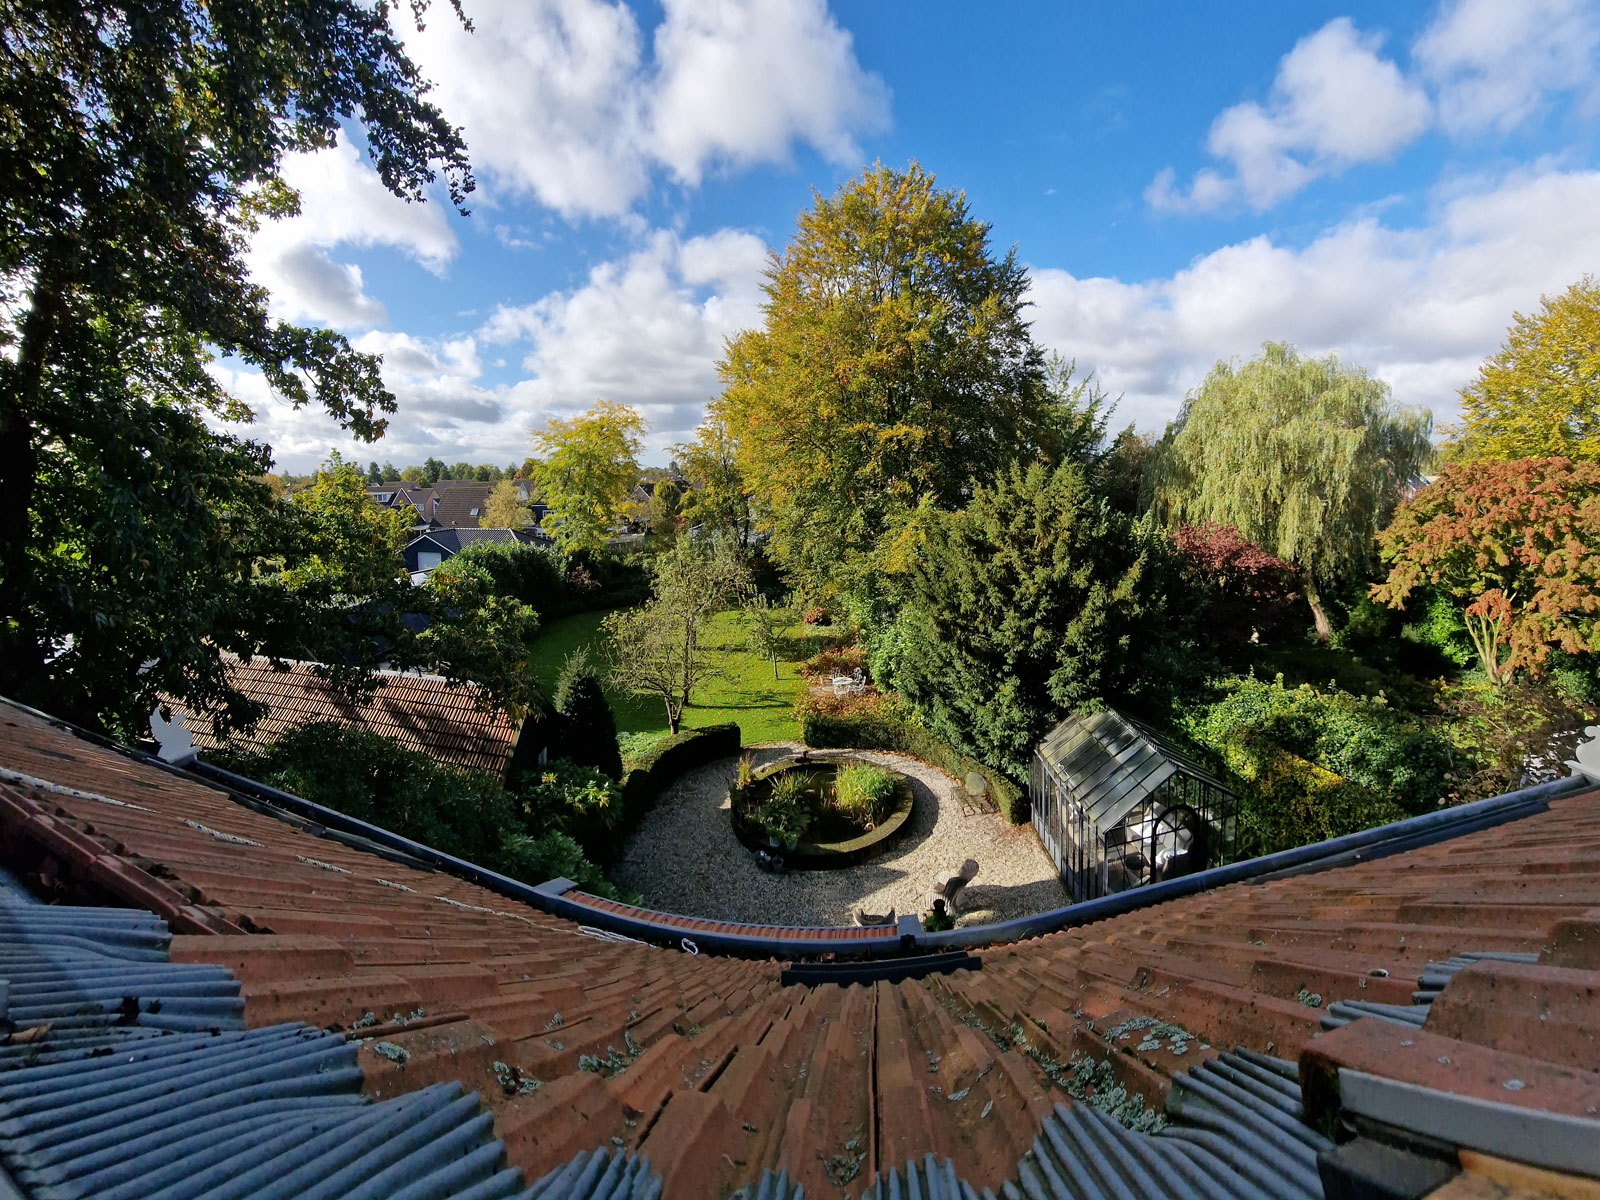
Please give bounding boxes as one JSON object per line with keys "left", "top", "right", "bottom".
{"left": 225, "top": 0, "right": 1600, "bottom": 473}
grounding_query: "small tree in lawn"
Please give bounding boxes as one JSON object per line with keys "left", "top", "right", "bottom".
{"left": 1372, "top": 457, "right": 1600, "bottom": 684}
{"left": 603, "top": 538, "right": 750, "bottom": 733}
{"left": 744, "top": 593, "right": 793, "bottom": 680}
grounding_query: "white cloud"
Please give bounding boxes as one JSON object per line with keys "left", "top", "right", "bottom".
{"left": 229, "top": 226, "right": 770, "bottom": 471}
{"left": 1035, "top": 167, "right": 1600, "bottom": 434}
{"left": 247, "top": 141, "right": 459, "bottom": 328}
{"left": 648, "top": 0, "right": 889, "bottom": 185}
{"left": 1150, "top": 18, "right": 1431, "bottom": 212}
{"left": 1415, "top": 0, "right": 1600, "bottom": 134}
{"left": 400, "top": 0, "right": 887, "bottom": 219}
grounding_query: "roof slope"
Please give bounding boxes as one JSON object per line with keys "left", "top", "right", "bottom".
{"left": 1, "top": 698, "right": 1597, "bottom": 1197}
{"left": 168, "top": 657, "right": 521, "bottom": 776}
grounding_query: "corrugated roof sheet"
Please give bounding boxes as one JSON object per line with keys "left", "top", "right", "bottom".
{"left": 1, "top": 697, "right": 1598, "bottom": 1198}
{"left": 0, "top": 880, "right": 553, "bottom": 1200}
{"left": 169, "top": 656, "right": 521, "bottom": 776}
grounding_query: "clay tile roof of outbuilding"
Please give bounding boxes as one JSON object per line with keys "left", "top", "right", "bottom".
{"left": 1, "top": 695, "right": 1598, "bottom": 1198}
{"left": 168, "top": 656, "right": 521, "bottom": 776}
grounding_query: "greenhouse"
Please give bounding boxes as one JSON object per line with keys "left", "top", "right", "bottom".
{"left": 1030, "top": 708, "right": 1237, "bottom": 902}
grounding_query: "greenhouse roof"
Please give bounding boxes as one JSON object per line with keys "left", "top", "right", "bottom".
{"left": 1036, "top": 707, "right": 1232, "bottom": 829}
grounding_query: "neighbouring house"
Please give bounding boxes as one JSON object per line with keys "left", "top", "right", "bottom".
{"left": 164, "top": 655, "right": 551, "bottom": 781}
{"left": 404, "top": 526, "right": 548, "bottom": 575}
{"left": 367, "top": 479, "right": 546, "bottom": 533}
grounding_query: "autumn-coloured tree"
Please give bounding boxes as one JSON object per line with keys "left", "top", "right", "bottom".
{"left": 714, "top": 162, "right": 1051, "bottom": 591}
{"left": 1149, "top": 342, "right": 1433, "bottom": 641}
{"left": 674, "top": 410, "right": 755, "bottom": 550}
{"left": 1372, "top": 458, "right": 1600, "bottom": 684}
{"left": 531, "top": 400, "right": 646, "bottom": 554}
{"left": 1173, "top": 522, "right": 1300, "bottom": 653}
{"left": 480, "top": 479, "right": 532, "bottom": 530}
{"left": 1449, "top": 277, "right": 1600, "bottom": 464}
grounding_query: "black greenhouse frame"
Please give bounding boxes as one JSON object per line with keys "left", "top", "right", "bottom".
{"left": 1030, "top": 709, "right": 1238, "bottom": 902}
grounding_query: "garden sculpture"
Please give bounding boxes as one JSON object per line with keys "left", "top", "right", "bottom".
{"left": 929, "top": 858, "right": 979, "bottom": 915}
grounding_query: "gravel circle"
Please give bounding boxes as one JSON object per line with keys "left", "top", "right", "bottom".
{"left": 610, "top": 743, "right": 1068, "bottom": 928}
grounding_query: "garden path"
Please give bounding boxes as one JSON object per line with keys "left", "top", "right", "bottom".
{"left": 610, "top": 743, "right": 1067, "bottom": 927}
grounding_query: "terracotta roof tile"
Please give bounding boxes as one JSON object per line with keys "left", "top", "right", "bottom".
{"left": 2, "top": 698, "right": 1599, "bottom": 1197}
{"left": 169, "top": 656, "right": 521, "bottom": 776}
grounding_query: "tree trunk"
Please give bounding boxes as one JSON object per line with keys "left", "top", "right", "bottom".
{"left": 1302, "top": 575, "right": 1332, "bottom": 643}
{"left": 664, "top": 701, "right": 680, "bottom": 735}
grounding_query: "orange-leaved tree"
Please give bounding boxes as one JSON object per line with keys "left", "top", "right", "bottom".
{"left": 1372, "top": 458, "right": 1600, "bottom": 684}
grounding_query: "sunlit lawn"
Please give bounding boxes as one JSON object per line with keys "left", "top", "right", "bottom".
{"left": 528, "top": 608, "right": 837, "bottom": 748}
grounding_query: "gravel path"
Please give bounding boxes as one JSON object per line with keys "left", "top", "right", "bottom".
{"left": 611, "top": 743, "right": 1067, "bottom": 928}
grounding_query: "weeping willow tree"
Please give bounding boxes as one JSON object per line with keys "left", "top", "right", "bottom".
{"left": 1148, "top": 343, "right": 1432, "bottom": 641}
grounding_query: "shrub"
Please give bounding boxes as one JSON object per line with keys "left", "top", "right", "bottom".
{"left": 832, "top": 762, "right": 895, "bottom": 828}
{"left": 1215, "top": 738, "right": 1407, "bottom": 858}
{"left": 1173, "top": 522, "right": 1300, "bottom": 654}
{"left": 798, "top": 693, "right": 1027, "bottom": 824}
{"left": 1186, "top": 675, "right": 1457, "bottom": 815}
{"left": 214, "top": 722, "right": 619, "bottom": 896}
{"left": 802, "top": 646, "right": 866, "bottom": 680}
{"left": 618, "top": 722, "right": 741, "bottom": 824}
{"left": 554, "top": 651, "right": 624, "bottom": 781}
{"left": 510, "top": 758, "right": 623, "bottom": 858}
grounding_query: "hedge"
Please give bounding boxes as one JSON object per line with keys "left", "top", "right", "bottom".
{"left": 801, "top": 708, "right": 1028, "bottom": 824}
{"left": 619, "top": 722, "right": 742, "bottom": 825}
{"left": 1218, "top": 736, "right": 1407, "bottom": 858}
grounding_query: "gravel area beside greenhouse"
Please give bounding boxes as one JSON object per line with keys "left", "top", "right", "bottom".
{"left": 610, "top": 743, "right": 1068, "bottom": 927}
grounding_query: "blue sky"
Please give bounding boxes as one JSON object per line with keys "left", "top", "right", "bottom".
{"left": 226, "top": 0, "right": 1600, "bottom": 472}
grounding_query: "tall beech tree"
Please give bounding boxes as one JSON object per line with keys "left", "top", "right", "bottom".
{"left": 1373, "top": 458, "right": 1600, "bottom": 684}
{"left": 714, "top": 162, "right": 1052, "bottom": 591}
{"left": 0, "top": 0, "right": 472, "bottom": 733}
{"left": 1450, "top": 278, "right": 1600, "bottom": 464}
{"left": 531, "top": 400, "right": 646, "bottom": 555}
{"left": 1149, "top": 342, "right": 1432, "bottom": 641}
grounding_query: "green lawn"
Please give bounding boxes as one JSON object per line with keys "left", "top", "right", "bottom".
{"left": 529, "top": 608, "right": 833, "bottom": 748}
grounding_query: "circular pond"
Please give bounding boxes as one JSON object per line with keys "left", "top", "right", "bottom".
{"left": 728, "top": 754, "right": 914, "bottom": 868}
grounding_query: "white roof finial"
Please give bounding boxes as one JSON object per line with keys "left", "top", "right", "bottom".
{"left": 1568, "top": 725, "right": 1600, "bottom": 786}
{"left": 148, "top": 706, "right": 198, "bottom": 766}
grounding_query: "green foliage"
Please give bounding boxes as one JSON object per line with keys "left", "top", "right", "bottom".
{"left": 1149, "top": 342, "right": 1433, "bottom": 639}
{"left": 892, "top": 462, "right": 1191, "bottom": 778}
{"left": 511, "top": 758, "right": 623, "bottom": 860}
{"left": 647, "top": 481, "right": 681, "bottom": 538}
{"left": 214, "top": 722, "right": 615, "bottom": 897}
{"left": 283, "top": 452, "right": 411, "bottom": 594}
{"left": 1449, "top": 277, "right": 1600, "bottom": 463}
{"left": 715, "top": 161, "right": 1055, "bottom": 592}
{"left": 1403, "top": 594, "right": 1477, "bottom": 669}
{"left": 673, "top": 410, "right": 755, "bottom": 550}
{"left": 799, "top": 694, "right": 1027, "bottom": 823}
{"left": 1185, "top": 675, "right": 1456, "bottom": 816}
{"left": 617, "top": 723, "right": 742, "bottom": 825}
{"left": 414, "top": 565, "right": 545, "bottom": 721}
{"left": 554, "top": 652, "right": 624, "bottom": 782}
{"left": 532, "top": 400, "right": 646, "bottom": 554}
{"left": 759, "top": 771, "right": 812, "bottom": 843}
{"left": 0, "top": 0, "right": 471, "bottom": 737}
{"left": 603, "top": 538, "right": 751, "bottom": 733}
{"left": 832, "top": 763, "right": 896, "bottom": 828}
{"left": 1211, "top": 739, "right": 1407, "bottom": 859}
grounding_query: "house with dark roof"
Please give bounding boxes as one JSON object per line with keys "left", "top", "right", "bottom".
{"left": 165, "top": 656, "right": 551, "bottom": 781}
{"left": 1, "top": 693, "right": 1598, "bottom": 1199}
{"left": 404, "top": 526, "right": 548, "bottom": 574}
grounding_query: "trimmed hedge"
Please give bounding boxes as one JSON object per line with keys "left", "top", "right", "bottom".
{"left": 801, "top": 708, "right": 1027, "bottom": 824}
{"left": 1216, "top": 736, "right": 1407, "bottom": 858}
{"left": 619, "top": 722, "right": 742, "bottom": 824}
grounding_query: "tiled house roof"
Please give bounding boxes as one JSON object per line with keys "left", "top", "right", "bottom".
{"left": 1, "top": 696, "right": 1598, "bottom": 1198}
{"left": 168, "top": 657, "right": 522, "bottom": 777}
